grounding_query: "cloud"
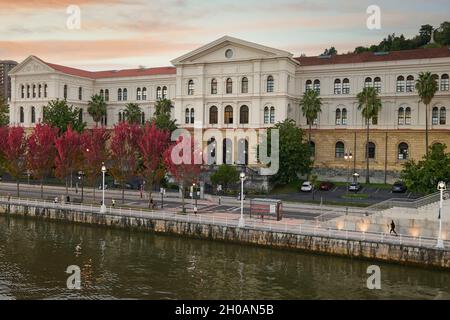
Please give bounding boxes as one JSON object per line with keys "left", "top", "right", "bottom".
{"left": 0, "top": 0, "right": 125, "bottom": 10}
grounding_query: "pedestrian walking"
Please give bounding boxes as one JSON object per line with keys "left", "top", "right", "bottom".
{"left": 112, "top": 199, "right": 116, "bottom": 208}
{"left": 54, "top": 197, "right": 58, "bottom": 204}
{"left": 389, "top": 220, "right": 398, "bottom": 236}
{"left": 194, "top": 206, "right": 198, "bottom": 215}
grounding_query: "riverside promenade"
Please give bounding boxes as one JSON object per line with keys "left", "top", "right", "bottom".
{"left": 1, "top": 196, "right": 449, "bottom": 270}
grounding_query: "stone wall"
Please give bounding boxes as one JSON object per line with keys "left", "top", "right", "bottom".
{"left": 1, "top": 202, "right": 449, "bottom": 270}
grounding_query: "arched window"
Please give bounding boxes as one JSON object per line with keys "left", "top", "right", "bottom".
{"left": 241, "top": 77, "right": 249, "bottom": 94}
{"left": 398, "top": 143, "right": 409, "bottom": 160}
{"left": 118, "top": 88, "right": 122, "bottom": 101}
{"left": 123, "top": 88, "right": 128, "bottom": 101}
{"left": 342, "top": 108, "right": 347, "bottom": 125}
{"left": 141, "top": 112, "right": 145, "bottom": 125}
{"left": 27, "top": 85, "right": 30, "bottom": 98}
{"left": 100, "top": 89, "right": 104, "bottom": 99}
{"left": 397, "top": 76, "right": 405, "bottom": 93}
{"left": 136, "top": 88, "right": 142, "bottom": 101}
{"left": 211, "top": 79, "right": 218, "bottom": 94}
{"left": 78, "top": 109, "right": 83, "bottom": 123}
{"left": 38, "top": 84, "right": 42, "bottom": 98}
{"left": 185, "top": 108, "right": 190, "bottom": 124}
{"left": 209, "top": 106, "right": 218, "bottom": 124}
{"left": 142, "top": 87, "right": 147, "bottom": 100}
{"left": 405, "top": 107, "right": 412, "bottom": 125}
{"left": 224, "top": 106, "right": 233, "bottom": 124}
{"left": 31, "top": 106, "right": 36, "bottom": 124}
{"left": 32, "top": 85, "right": 36, "bottom": 98}
{"left": 63, "top": 85, "right": 68, "bottom": 99}
{"left": 223, "top": 138, "right": 233, "bottom": 165}
{"left": 342, "top": 78, "right": 350, "bottom": 94}
{"left": 334, "top": 79, "right": 341, "bottom": 95}
{"left": 207, "top": 138, "right": 216, "bottom": 165}
{"left": 19, "top": 107, "right": 24, "bottom": 123}
{"left": 305, "top": 80, "right": 313, "bottom": 92}
{"left": 162, "top": 86, "right": 167, "bottom": 99}
{"left": 264, "top": 107, "right": 269, "bottom": 124}
{"left": 237, "top": 139, "right": 249, "bottom": 165}
{"left": 190, "top": 108, "right": 195, "bottom": 124}
{"left": 374, "top": 77, "right": 381, "bottom": 93}
{"left": 44, "top": 84, "right": 48, "bottom": 98}
{"left": 432, "top": 107, "right": 439, "bottom": 125}
{"left": 240, "top": 105, "right": 249, "bottom": 124}
{"left": 188, "top": 80, "right": 194, "bottom": 95}
{"left": 267, "top": 75, "right": 274, "bottom": 93}
{"left": 309, "top": 141, "right": 316, "bottom": 158}
{"left": 105, "top": 89, "right": 109, "bottom": 102}
{"left": 335, "top": 108, "right": 341, "bottom": 125}
{"left": 21, "top": 85, "right": 24, "bottom": 99}
{"left": 406, "top": 75, "right": 414, "bottom": 92}
{"left": 398, "top": 107, "right": 405, "bottom": 125}
{"left": 78, "top": 87, "right": 82, "bottom": 100}
{"left": 441, "top": 74, "right": 449, "bottom": 91}
{"left": 440, "top": 107, "right": 447, "bottom": 125}
{"left": 335, "top": 142, "right": 345, "bottom": 158}
{"left": 366, "top": 142, "right": 376, "bottom": 159}
{"left": 226, "top": 78, "right": 233, "bottom": 94}
{"left": 270, "top": 107, "right": 275, "bottom": 124}
{"left": 364, "top": 77, "right": 373, "bottom": 88}
{"left": 313, "top": 80, "right": 320, "bottom": 94}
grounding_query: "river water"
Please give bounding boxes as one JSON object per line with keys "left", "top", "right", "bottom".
{"left": 0, "top": 215, "right": 449, "bottom": 300}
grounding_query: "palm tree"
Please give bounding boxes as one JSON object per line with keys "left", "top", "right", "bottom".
{"left": 87, "top": 94, "right": 107, "bottom": 126}
{"left": 300, "top": 89, "right": 322, "bottom": 144}
{"left": 416, "top": 72, "right": 438, "bottom": 158}
{"left": 124, "top": 103, "right": 142, "bottom": 124}
{"left": 357, "top": 86, "right": 382, "bottom": 184}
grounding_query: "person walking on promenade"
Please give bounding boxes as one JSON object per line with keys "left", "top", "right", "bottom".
{"left": 112, "top": 199, "right": 116, "bottom": 208}
{"left": 390, "top": 220, "right": 398, "bottom": 236}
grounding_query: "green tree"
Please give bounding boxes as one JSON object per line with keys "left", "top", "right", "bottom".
{"left": 0, "top": 95, "right": 9, "bottom": 127}
{"left": 300, "top": 89, "right": 322, "bottom": 144}
{"left": 87, "top": 94, "right": 107, "bottom": 126}
{"left": 401, "top": 144, "right": 450, "bottom": 194}
{"left": 416, "top": 72, "right": 439, "bottom": 158}
{"left": 267, "top": 119, "right": 312, "bottom": 186}
{"left": 357, "top": 87, "right": 382, "bottom": 184}
{"left": 321, "top": 47, "right": 337, "bottom": 56}
{"left": 435, "top": 22, "right": 450, "bottom": 46}
{"left": 210, "top": 165, "right": 240, "bottom": 192}
{"left": 152, "top": 99, "right": 177, "bottom": 132}
{"left": 43, "top": 99, "right": 85, "bottom": 133}
{"left": 124, "top": 103, "right": 142, "bottom": 124}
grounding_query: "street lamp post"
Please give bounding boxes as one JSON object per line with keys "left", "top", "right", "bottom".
{"left": 344, "top": 151, "right": 353, "bottom": 192}
{"left": 437, "top": 181, "right": 446, "bottom": 249}
{"left": 239, "top": 172, "right": 246, "bottom": 228}
{"left": 100, "top": 164, "right": 107, "bottom": 213}
{"left": 160, "top": 188, "right": 165, "bottom": 209}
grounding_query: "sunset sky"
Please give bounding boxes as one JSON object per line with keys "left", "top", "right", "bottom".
{"left": 0, "top": 0, "right": 449, "bottom": 70}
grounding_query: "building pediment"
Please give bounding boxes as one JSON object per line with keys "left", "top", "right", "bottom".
{"left": 9, "top": 56, "right": 55, "bottom": 76}
{"left": 171, "top": 36, "right": 295, "bottom": 65}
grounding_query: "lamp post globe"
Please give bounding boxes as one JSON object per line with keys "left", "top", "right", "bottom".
{"left": 437, "top": 181, "right": 446, "bottom": 249}
{"left": 100, "top": 164, "right": 107, "bottom": 213}
{"left": 238, "top": 172, "right": 246, "bottom": 228}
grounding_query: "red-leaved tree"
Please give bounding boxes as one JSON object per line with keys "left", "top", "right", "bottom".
{"left": 81, "top": 126, "right": 110, "bottom": 201}
{"left": 164, "top": 135, "right": 203, "bottom": 213}
{"left": 109, "top": 122, "right": 141, "bottom": 203}
{"left": 138, "top": 122, "right": 170, "bottom": 208}
{"left": 27, "top": 124, "right": 58, "bottom": 199}
{"left": 54, "top": 126, "right": 83, "bottom": 196}
{"left": 2, "top": 126, "right": 27, "bottom": 197}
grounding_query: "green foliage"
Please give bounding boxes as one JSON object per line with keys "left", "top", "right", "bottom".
{"left": 268, "top": 119, "right": 312, "bottom": 186}
{"left": 124, "top": 103, "right": 142, "bottom": 124}
{"left": 43, "top": 99, "right": 85, "bottom": 133}
{"left": 210, "top": 165, "right": 239, "bottom": 191}
{"left": 321, "top": 47, "right": 337, "bottom": 56}
{"left": 0, "top": 95, "right": 9, "bottom": 127}
{"left": 87, "top": 94, "right": 107, "bottom": 125}
{"left": 416, "top": 72, "right": 439, "bottom": 106}
{"left": 300, "top": 89, "right": 322, "bottom": 142}
{"left": 401, "top": 144, "right": 450, "bottom": 194}
{"left": 152, "top": 99, "right": 177, "bottom": 132}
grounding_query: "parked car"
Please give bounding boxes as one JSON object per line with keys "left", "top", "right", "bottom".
{"left": 300, "top": 181, "right": 313, "bottom": 192}
{"left": 392, "top": 181, "right": 407, "bottom": 193}
{"left": 348, "top": 182, "right": 362, "bottom": 192}
{"left": 319, "top": 182, "right": 335, "bottom": 191}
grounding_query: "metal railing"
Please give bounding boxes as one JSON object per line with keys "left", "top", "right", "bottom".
{"left": 0, "top": 197, "right": 449, "bottom": 251}
{"left": 367, "top": 192, "right": 444, "bottom": 212}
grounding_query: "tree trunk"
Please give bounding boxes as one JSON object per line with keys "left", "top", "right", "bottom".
{"left": 425, "top": 103, "right": 429, "bottom": 158}
{"left": 366, "top": 121, "right": 370, "bottom": 184}
{"left": 148, "top": 181, "right": 153, "bottom": 209}
{"left": 309, "top": 123, "right": 312, "bottom": 144}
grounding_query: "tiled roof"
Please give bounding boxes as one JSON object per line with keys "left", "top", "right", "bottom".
{"left": 33, "top": 56, "right": 176, "bottom": 79}
{"left": 295, "top": 47, "right": 450, "bottom": 66}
